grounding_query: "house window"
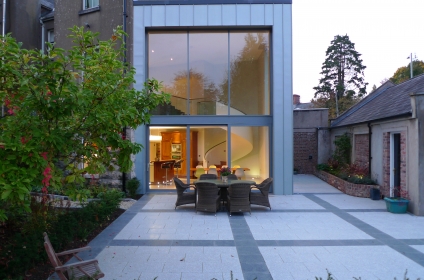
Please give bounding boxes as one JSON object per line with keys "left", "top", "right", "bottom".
{"left": 83, "top": 0, "right": 99, "bottom": 10}
{"left": 148, "top": 30, "right": 270, "bottom": 116}
{"left": 47, "top": 29, "right": 54, "bottom": 44}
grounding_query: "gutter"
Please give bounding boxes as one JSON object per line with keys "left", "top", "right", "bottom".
{"left": 330, "top": 112, "right": 413, "bottom": 130}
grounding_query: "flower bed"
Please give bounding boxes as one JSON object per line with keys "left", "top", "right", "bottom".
{"left": 315, "top": 170, "right": 380, "bottom": 198}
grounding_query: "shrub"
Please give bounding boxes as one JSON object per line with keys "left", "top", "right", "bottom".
{"left": 0, "top": 191, "right": 122, "bottom": 279}
{"left": 126, "top": 177, "right": 140, "bottom": 198}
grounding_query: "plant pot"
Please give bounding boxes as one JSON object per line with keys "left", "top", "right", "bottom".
{"left": 384, "top": 197, "right": 409, "bottom": 214}
{"left": 221, "top": 176, "right": 228, "bottom": 182}
{"left": 370, "top": 188, "right": 381, "bottom": 200}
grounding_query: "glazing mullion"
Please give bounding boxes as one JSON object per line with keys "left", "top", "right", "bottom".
{"left": 227, "top": 31, "right": 231, "bottom": 116}
{"left": 186, "top": 32, "right": 190, "bottom": 115}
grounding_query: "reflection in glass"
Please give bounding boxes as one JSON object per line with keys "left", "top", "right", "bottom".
{"left": 148, "top": 31, "right": 270, "bottom": 116}
{"left": 148, "top": 32, "right": 188, "bottom": 115}
{"left": 189, "top": 32, "right": 228, "bottom": 115}
{"left": 227, "top": 32, "right": 270, "bottom": 115}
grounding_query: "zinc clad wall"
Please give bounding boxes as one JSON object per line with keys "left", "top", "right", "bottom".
{"left": 133, "top": 4, "right": 292, "bottom": 195}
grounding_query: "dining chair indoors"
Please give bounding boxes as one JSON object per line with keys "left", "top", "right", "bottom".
{"left": 250, "top": 177, "right": 273, "bottom": 210}
{"left": 208, "top": 168, "right": 218, "bottom": 176}
{"left": 194, "top": 167, "right": 205, "bottom": 179}
{"left": 234, "top": 168, "right": 245, "bottom": 180}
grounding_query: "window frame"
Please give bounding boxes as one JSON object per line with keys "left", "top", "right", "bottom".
{"left": 83, "top": 0, "right": 99, "bottom": 10}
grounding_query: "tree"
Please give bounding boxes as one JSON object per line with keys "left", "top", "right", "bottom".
{"left": 0, "top": 26, "right": 169, "bottom": 221}
{"left": 313, "top": 35, "right": 367, "bottom": 119}
{"left": 390, "top": 59, "right": 424, "bottom": 84}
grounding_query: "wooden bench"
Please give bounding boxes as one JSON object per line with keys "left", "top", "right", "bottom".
{"left": 43, "top": 232, "right": 105, "bottom": 279}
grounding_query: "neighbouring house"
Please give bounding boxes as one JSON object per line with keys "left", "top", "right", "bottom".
{"left": 330, "top": 75, "right": 424, "bottom": 215}
{"left": 132, "top": 0, "right": 293, "bottom": 194}
{"left": 293, "top": 94, "right": 313, "bottom": 110}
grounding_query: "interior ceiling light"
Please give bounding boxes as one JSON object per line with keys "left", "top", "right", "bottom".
{"left": 149, "top": 135, "right": 162, "bottom": 142}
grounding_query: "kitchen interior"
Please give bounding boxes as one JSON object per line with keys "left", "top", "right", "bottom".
{"left": 149, "top": 126, "right": 268, "bottom": 189}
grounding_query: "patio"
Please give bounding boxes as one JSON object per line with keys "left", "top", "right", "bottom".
{"left": 54, "top": 174, "right": 424, "bottom": 279}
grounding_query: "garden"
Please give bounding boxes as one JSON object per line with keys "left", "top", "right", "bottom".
{"left": 315, "top": 134, "right": 378, "bottom": 197}
{"left": 0, "top": 26, "right": 168, "bottom": 279}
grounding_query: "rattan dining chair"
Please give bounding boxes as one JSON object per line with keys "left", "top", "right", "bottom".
{"left": 174, "top": 177, "right": 196, "bottom": 209}
{"left": 195, "top": 181, "right": 220, "bottom": 216}
{"left": 199, "top": 174, "right": 218, "bottom": 180}
{"left": 227, "top": 182, "right": 251, "bottom": 216}
{"left": 226, "top": 174, "right": 238, "bottom": 180}
{"left": 250, "top": 177, "right": 273, "bottom": 210}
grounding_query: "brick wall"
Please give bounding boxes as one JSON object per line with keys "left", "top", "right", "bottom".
{"left": 315, "top": 170, "right": 379, "bottom": 198}
{"left": 293, "top": 132, "right": 317, "bottom": 174}
{"left": 354, "top": 134, "right": 369, "bottom": 168}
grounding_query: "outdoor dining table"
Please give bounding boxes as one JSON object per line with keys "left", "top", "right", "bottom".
{"left": 194, "top": 179, "right": 256, "bottom": 208}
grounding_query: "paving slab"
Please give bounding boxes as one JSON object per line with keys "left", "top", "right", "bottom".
{"left": 50, "top": 175, "right": 424, "bottom": 280}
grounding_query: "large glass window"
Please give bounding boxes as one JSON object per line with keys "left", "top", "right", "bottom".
{"left": 148, "top": 125, "right": 269, "bottom": 190}
{"left": 148, "top": 30, "right": 270, "bottom": 116}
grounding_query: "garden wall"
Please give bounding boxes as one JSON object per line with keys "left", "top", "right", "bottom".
{"left": 315, "top": 170, "right": 379, "bottom": 198}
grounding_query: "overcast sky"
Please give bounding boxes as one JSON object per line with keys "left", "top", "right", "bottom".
{"left": 292, "top": 0, "right": 424, "bottom": 103}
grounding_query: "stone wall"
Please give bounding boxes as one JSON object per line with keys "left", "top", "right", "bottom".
{"left": 315, "top": 170, "right": 379, "bottom": 198}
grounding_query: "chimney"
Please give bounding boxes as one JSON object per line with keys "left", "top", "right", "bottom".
{"left": 293, "top": 94, "right": 300, "bottom": 105}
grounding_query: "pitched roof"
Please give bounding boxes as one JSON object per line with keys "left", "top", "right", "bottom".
{"left": 331, "top": 74, "right": 424, "bottom": 127}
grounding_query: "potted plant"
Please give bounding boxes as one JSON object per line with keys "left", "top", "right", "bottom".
{"left": 219, "top": 166, "right": 232, "bottom": 182}
{"left": 384, "top": 186, "right": 410, "bottom": 214}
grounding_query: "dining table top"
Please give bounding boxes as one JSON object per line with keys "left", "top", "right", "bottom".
{"left": 193, "top": 179, "right": 256, "bottom": 187}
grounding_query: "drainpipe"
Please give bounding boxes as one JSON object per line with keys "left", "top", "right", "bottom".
{"left": 39, "top": 17, "right": 45, "bottom": 54}
{"left": 121, "top": 0, "right": 128, "bottom": 192}
{"left": 1, "top": 0, "right": 5, "bottom": 117}
{"left": 368, "top": 122, "right": 372, "bottom": 177}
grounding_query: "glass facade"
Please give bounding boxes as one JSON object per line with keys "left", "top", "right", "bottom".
{"left": 148, "top": 31, "right": 270, "bottom": 116}
{"left": 148, "top": 125, "right": 269, "bottom": 190}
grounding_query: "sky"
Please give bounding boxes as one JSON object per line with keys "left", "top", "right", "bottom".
{"left": 292, "top": 0, "right": 424, "bottom": 103}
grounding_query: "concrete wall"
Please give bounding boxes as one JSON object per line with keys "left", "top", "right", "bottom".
{"left": 412, "top": 92, "right": 424, "bottom": 215}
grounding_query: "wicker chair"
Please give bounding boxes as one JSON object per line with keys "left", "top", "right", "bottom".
{"left": 226, "top": 174, "right": 238, "bottom": 180}
{"left": 199, "top": 173, "right": 218, "bottom": 180}
{"left": 227, "top": 182, "right": 251, "bottom": 216}
{"left": 195, "top": 181, "right": 220, "bottom": 215}
{"left": 174, "top": 177, "right": 196, "bottom": 209}
{"left": 250, "top": 177, "right": 273, "bottom": 210}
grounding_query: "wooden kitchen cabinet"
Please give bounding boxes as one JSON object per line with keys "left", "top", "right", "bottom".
{"left": 160, "top": 131, "right": 197, "bottom": 177}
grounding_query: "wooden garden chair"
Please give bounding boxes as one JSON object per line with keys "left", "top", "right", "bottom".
{"left": 43, "top": 232, "right": 105, "bottom": 279}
